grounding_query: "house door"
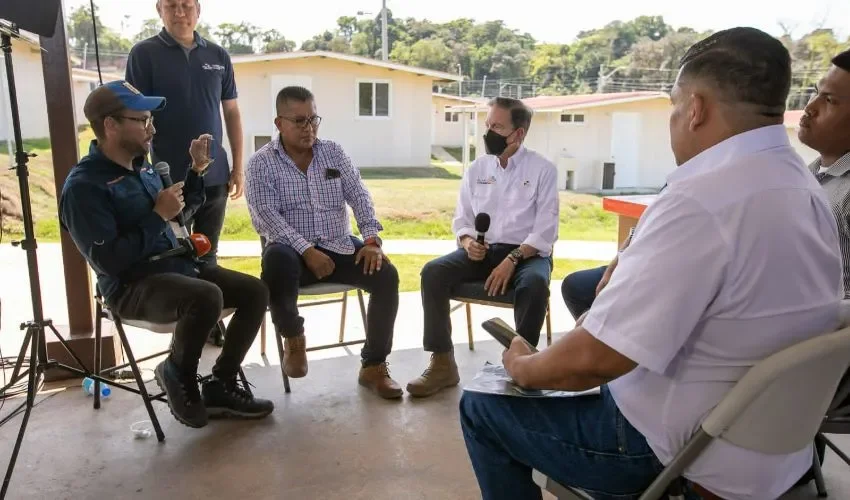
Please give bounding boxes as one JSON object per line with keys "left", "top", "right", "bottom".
{"left": 602, "top": 163, "right": 615, "bottom": 189}
{"left": 610, "top": 112, "right": 641, "bottom": 188}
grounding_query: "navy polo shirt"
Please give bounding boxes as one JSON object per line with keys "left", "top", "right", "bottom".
{"left": 126, "top": 28, "right": 237, "bottom": 187}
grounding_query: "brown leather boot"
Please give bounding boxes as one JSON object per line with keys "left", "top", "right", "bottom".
{"left": 406, "top": 351, "right": 460, "bottom": 398}
{"left": 358, "top": 362, "right": 403, "bottom": 399}
{"left": 283, "top": 335, "right": 308, "bottom": 378}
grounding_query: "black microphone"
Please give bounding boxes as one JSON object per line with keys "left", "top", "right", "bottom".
{"left": 475, "top": 212, "right": 490, "bottom": 244}
{"left": 153, "top": 161, "right": 189, "bottom": 237}
{"left": 147, "top": 242, "right": 192, "bottom": 262}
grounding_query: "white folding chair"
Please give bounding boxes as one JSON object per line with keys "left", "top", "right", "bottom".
{"left": 94, "top": 294, "right": 250, "bottom": 442}
{"left": 535, "top": 317, "right": 850, "bottom": 499}
{"left": 259, "top": 282, "right": 367, "bottom": 393}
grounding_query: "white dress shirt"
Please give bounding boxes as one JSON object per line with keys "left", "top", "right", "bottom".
{"left": 583, "top": 125, "right": 843, "bottom": 499}
{"left": 452, "top": 146, "right": 560, "bottom": 256}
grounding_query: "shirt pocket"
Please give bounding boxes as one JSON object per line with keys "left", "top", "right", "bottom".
{"left": 108, "top": 176, "right": 156, "bottom": 227}
{"left": 315, "top": 178, "right": 345, "bottom": 210}
{"left": 471, "top": 183, "right": 498, "bottom": 214}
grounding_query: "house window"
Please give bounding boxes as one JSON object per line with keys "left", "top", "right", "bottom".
{"left": 560, "top": 113, "right": 586, "bottom": 124}
{"left": 357, "top": 80, "right": 391, "bottom": 118}
{"left": 444, "top": 112, "right": 460, "bottom": 122}
{"left": 445, "top": 112, "right": 453, "bottom": 122}
{"left": 253, "top": 135, "right": 272, "bottom": 152}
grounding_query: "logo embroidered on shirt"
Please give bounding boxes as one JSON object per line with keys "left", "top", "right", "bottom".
{"left": 476, "top": 175, "right": 497, "bottom": 185}
{"left": 522, "top": 180, "right": 530, "bottom": 186}
{"left": 202, "top": 63, "right": 225, "bottom": 71}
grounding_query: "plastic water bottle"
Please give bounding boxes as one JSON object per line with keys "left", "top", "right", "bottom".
{"left": 82, "top": 377, "right": 111, "bottom": 398}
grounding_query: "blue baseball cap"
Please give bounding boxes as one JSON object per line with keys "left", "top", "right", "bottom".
{"left": 83, "top": 80, "right": 166, "bottom": 122}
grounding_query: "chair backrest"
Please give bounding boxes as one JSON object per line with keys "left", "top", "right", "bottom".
{"left": 701, "top": 322, "right": 850, "bottom": 454}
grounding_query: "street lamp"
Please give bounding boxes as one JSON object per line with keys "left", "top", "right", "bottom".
{"left": 357, "top": 0, "right": 388, "bottom": 61}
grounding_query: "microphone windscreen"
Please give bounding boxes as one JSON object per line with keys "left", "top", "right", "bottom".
{"left": 475, "top": 212, "right": 491, "bottom": 233}
{"left": 153, "top": 161, "right": 170, "bottom": 177}
{"left": 190, "top": 233, "right": 212, "bottom": 257}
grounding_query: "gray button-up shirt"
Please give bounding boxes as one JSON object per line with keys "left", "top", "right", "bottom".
{"left": 810, "top": 151, "right": 850, "bottom": 297}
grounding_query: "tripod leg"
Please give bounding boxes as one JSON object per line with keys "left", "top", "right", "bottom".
{"left": 1, "top": 325, "right": 42, "bottom": 498}
{"left": 94, "top": 302, "right": 103, "bottom": 410}
{"left": 3, "top": 327, "right": 33, "bottom": 391}
{"left": 114, "top": 322, "right": 165, "bottom": 442}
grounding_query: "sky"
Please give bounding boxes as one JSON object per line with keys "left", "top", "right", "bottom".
{"left": 64, "top": 0, "right": 849, "bottom": 46}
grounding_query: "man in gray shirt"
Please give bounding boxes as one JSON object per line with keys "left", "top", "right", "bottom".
{"left": 795, "top": 47, "right": 850, "bottom": 487}
{"left": 799, "top": 48, "right": 850, "bottom": 297}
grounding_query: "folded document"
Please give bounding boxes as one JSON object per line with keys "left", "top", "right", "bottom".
{"left": 463, "top": 362, "right": 601, "bottom": 398}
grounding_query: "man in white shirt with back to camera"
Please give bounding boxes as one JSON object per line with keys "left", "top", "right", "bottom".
{"left": 407, "top": 97, "right": 559, "bottom": 398}
{"left": 458, "top": 27, "right": 843, "bottom": 500}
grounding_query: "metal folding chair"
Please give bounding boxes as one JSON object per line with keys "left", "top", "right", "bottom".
{"left": 450, "top": 281, "right": 553, "bottom": 350}
{"left": 534, "top": 318, "right": 850, "bottom": 499}
{"left": 93, "top": 293, "right": 252, "bottom": 442}
{"left": 260, "top": 283, "right": 368, "bottom": 393}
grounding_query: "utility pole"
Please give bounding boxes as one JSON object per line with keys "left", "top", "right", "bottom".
{"left": 457, "top": 64, "right": 462, "bottom": 97}
{"left": 381, "top": 0, "right": 388, "bottom": 61}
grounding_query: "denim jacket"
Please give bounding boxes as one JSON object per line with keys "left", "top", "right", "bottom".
{"left": 59, "top": 141, "right": 206, "bottom": 305}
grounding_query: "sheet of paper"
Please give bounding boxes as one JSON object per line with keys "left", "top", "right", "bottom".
{"left": 462, "top": 362, "right": 601, "bottom": 398}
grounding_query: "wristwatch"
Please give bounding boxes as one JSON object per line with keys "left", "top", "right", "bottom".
{"left": 507, "top": 248, "right": 524, "bottom": 265}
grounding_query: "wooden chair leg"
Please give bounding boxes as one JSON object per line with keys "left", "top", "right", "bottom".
{"left": 114, "top": 319, "right": 165, "bottom": 442}
{"left": 339, "top": 291, "right": 348, "bottom": 343}
{"left": 546, "top": 300, "right": 553, "bottom": 346}
{"left": 466, "top": 302, "right": 474, "bottom": 351}
{"left": 276, "top": 329, "right": 291, "bottom": 393}
{"left": 94, "top": 300, "right": 103, "bottom": 410}
{"left": 356, "top": 289, "right": 367, "bottom": 331}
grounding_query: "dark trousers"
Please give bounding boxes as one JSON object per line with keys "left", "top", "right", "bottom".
{"left": 187, "top": 185, "right": 229, "bottom": 266}
{"left": 261, "top": 236, "right": 399, "bottom": 365}
{"left": 421, "top": 245, "right": 552, "bottom": 351}
{"left": 113, "top": 265, "right": 268, "bottom": 380}
{"left": 561, "top": 265, "right": 607, "bottom": 319}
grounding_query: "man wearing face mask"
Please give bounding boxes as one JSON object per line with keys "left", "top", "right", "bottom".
{"left": 407, "top": 97, "right": 559, "bottom": 398}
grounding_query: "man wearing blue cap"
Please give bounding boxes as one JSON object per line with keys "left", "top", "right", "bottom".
{"left": 59, "top": 81, "right": 274, "bottom": 429}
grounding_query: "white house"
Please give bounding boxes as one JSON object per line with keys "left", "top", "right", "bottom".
{"left": 0, "top": 33, "right": 120, "bottom": 142}
{"left": 431, "top": 93, "right": 485, "bottom": 148}
{"left": 227, "top": 51, "right": 461, "bottom": 169}
{"left": 450, "top": 91, "right": 675, "bottom": 191}
{"left": 784, "top": 110, "right": 819, "bottom": 164}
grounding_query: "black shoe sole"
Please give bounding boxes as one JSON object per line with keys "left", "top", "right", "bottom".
{"left": 205, "top": 406, "right": 274, "bottom": 420}
{"left": 154, "top": 363, "right": 208, "bottom": 429}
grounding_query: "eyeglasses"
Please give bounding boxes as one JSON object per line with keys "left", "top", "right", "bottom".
{"left": 115, "top": 115, "right": 155, "bottom": 128}
{"left": 278, "top": 115, "right": 322, "bottom": 129}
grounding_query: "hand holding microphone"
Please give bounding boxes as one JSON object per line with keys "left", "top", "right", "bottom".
{"left": 463, "top": 212, "right": 490, "bottom": 261}
{"left": 153, "top": 181, "right": 185, "bottom": 222}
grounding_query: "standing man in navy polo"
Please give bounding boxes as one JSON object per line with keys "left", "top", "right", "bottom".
{"left": 126, "top": 0, "right": 244, "bottom": 266}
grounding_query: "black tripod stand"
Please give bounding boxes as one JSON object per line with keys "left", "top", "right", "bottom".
{"left": 0, "top": 27, "right": 111, "bottom": 500}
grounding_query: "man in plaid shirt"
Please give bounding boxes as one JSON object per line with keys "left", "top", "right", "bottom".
{"left": 245, "top": 86, "right": 402, "bottom": 399}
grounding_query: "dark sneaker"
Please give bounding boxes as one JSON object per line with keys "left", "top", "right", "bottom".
{"left": 202, "top": 377, "right": 275, "bottom": 419}
{"left": 154, "top": 359, "right": 208, "bottom": 428}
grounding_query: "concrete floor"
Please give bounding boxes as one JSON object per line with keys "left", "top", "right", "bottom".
{"left": 0, "top": 339, "right": 848, "bottom": 500}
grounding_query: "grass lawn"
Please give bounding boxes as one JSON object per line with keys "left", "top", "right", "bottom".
{"left": 1, "top": 128, "right": 617, "bottom": 243}
{"left": 219, "top": 254, "right": 607, "bottom": 295}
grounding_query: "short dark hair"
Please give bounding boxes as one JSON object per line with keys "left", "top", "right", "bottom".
{"left": 678, "top": 27, "right": 791, "bottom": 116}
{"left": 276, "top": 86, "right": 314, "bottom": 114}
{"left": 488, "top": 97, "right": 533, "bottom": 132}
{"left": 833, "top": 49, "right": 850, "bottom": 72}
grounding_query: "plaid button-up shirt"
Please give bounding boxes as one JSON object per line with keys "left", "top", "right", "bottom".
{"left": 811, "top": 151, "right": 850, "bottom": 297}
{"left": 245, "top": 134, "right": 383, "bottom": 255}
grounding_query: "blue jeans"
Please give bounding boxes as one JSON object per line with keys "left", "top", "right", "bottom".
{"left": 460, "top": 386, "right": 669, "bottom": 500}
{"left": 561, "top": 265, "right": 607, "bottom": 320}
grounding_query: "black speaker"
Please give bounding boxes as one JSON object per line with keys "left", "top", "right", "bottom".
{"left": 0, "top": 0, "right": 62, "bottom": 38}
